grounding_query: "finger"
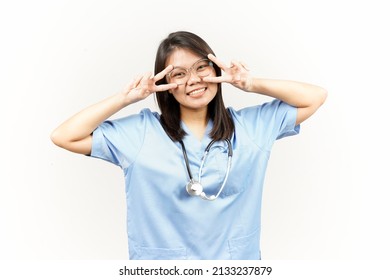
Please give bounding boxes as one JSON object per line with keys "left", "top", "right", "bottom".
{"left": 140, "top": 72, "right": 153, "bottom": 84}
{"left": 207, "top": 54, "right": 229, "bottom": 70}
{"left": 231, "top": 60, "right": 250, "bottom": 71}
{"left": 154, "top": 65, "right": 174, "bottom": 81}
{"left": 230, "top": 60, "right": 249, "bottom": 75}
{"left": 131, "top": 75, "right": 143, "bottom": 88}
{"left": 202, "top": 76, "right": 230, "bottom": 84}
{"left": 125, "top": 78, "right": 136, "bottom": 90}
{"left": 240, "top": 61, "right": 250, "bottom": 71}
{"left": 230, "top": 60, "right": 242, "bottom": 69}
{"left": 155, "top": 83, "right": 177, "bottom": 92}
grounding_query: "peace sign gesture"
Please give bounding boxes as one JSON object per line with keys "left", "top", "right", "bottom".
{"left": 122, "top": 65, "right": 178, "bottom": 104}
{"left": 203, "top": 54, "right": 253, "bottom": 92}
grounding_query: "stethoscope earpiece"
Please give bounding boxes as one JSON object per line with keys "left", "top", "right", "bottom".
{"left": 180, "top": 139, "right": 233, "bottom": 201}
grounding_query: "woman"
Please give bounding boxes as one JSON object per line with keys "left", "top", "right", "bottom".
{"left": 51, "top": 31, "right": 327, "bottom": 259}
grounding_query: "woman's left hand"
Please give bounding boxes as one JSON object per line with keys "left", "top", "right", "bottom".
{"left": 203, "top": 54, "right": 253, "bottom": 92}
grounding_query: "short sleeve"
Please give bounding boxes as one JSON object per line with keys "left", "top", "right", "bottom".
{"left": 90, "top": 109, "right": 150, "bottom": 169}
{"left": 231, "top": 99, "right": 300, "bottom": 150}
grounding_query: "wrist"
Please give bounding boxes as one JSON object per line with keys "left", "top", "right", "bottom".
{"left": 244, "top": 76, "right": 254, "bottom": 92}
{"left": 113, "top": 91, "right": 131, "bottom": 109}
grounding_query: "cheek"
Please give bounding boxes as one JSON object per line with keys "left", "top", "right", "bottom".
{"left": 208, "top": 83, "right": 218, "bottom": 95}
{"left": 170, "top": 86, "right": 184, "bottom": 95}
{"left": 170, "top": 88, "right": 186, "bottom": 101}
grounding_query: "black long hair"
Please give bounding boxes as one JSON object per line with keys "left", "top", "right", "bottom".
{"left": 154, "top": 31, "right": 234, "bottom": 142}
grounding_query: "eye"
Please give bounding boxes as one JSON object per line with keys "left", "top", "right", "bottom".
{"left": 171, "top": 69, "right": 187, "bottom": 79}
{"left": 196, "top": 62, "right": 210, "bottom": 72}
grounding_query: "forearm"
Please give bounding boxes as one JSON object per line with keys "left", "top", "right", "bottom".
{"left": 247, "top": 78, "right": 327, "bottom": 109}
{"left": 51, "top": 92, "right": 128, "bottom": 145}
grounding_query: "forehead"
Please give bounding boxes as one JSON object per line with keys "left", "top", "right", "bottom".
{"left": 165, "top": 48, "right": 203, "bottom": 68}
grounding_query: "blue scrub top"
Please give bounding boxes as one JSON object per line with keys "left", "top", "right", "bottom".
{"left": 91, "top": 99, "right": 300, "bottom": 260}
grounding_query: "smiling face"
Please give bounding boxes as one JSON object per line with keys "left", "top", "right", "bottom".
{"left": 165, "top": 48, "right": 218, "bottom": 116}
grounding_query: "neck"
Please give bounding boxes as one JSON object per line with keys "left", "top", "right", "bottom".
{"left": 180, "top": 107, "right": 208, "bottom": 141}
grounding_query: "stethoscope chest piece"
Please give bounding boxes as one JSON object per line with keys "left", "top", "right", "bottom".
{"left": 186, "top": 180, "right": 203, "bottom": 196}
{"left": 180, "top": 138, "right": 232, "bottom": 201}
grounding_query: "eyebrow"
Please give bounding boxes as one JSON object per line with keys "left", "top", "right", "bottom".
{"left": 172, "top": 58, "right": 205, "bottom": 69}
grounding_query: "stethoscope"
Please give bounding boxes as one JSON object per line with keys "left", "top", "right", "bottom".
{"left": 179, "top": 139, "right": 233, "bottom": 201}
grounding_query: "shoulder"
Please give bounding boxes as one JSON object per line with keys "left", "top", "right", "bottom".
{"left": 95, "top": 109, "right": 162, "bottom": 141}
{"left": 104, "top": 108, "right": 160, "bottom": 127}
{"left": 227, "top": 99, "right": 299, "bottom": 146}
{"left": 228, "top": 99, "right": 276, "bottom": 121}
{"left": 228, "top": 99, "right": 296, "bottom": 120}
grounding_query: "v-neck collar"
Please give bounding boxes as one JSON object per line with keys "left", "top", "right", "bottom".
{"left": 181, "top": 119, "right": 213, "bottom": 151}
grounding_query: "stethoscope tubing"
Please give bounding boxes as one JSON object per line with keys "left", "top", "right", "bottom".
{"left": 179, "top": 139, "right": 233, "bottom": 201}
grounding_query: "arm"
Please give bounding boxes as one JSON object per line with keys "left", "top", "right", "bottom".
{"left": 50, "top": 66, "right": 177, "bottom": 155}
{"left": 204, "top": 54, "right": 327, "bottom": 125}
{"left": 246, "top": 78, "right": 327, "bottom": 125}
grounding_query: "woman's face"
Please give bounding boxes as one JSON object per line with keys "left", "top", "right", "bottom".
{"left": 165, "top": 48, "right": 218, "bottom": 114}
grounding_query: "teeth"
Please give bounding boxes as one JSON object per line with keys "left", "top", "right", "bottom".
{"left": 189, "top": 88, "right": 205, "bottom": 96}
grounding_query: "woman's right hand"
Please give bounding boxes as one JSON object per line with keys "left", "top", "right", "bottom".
{"left": 122, "top": 65, "right": 178, "bottom": 104}
{"left": 51, "top": 65, "right": 177, "bottom": 155}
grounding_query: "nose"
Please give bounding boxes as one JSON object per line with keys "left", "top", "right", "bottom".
{"left": 186, "top": 70, "right": 201, "bottom": 85}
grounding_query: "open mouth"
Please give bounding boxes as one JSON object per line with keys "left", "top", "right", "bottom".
{"left": 187, "top": 87, "right": 206, "bottom": 97}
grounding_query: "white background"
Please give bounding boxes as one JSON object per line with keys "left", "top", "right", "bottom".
{"left": 1, "top": 0, "right": 389, "bottom": 260}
